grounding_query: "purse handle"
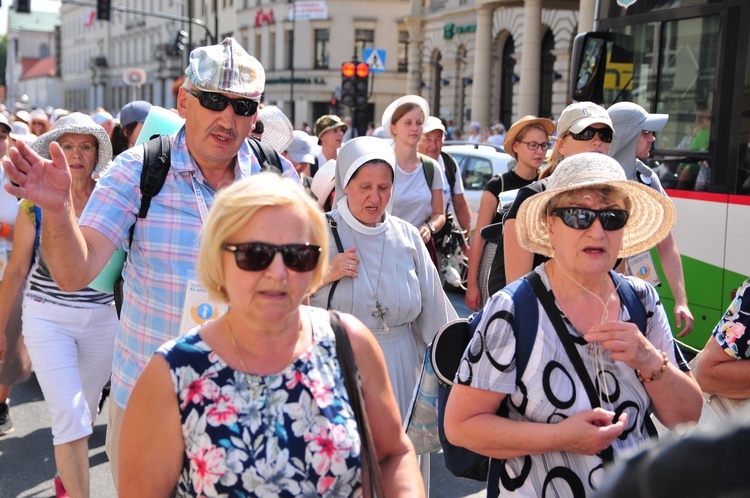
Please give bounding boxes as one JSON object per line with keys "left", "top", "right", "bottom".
{"left": 329, "top": 311, "right": 386, "bottom": 497}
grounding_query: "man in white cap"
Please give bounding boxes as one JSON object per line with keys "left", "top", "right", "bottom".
{"left": 608, "top": 101, "right": 694, "bottom": 336}
{"left": 3, "top": 37, "right": 297, "bottom": 485}
{"left": 418, "top": 116, "right": 472, "bottom": 236}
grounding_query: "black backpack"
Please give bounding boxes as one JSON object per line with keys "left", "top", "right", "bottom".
{"left": 113, "top": 135, "right": 283, "bottom": 316}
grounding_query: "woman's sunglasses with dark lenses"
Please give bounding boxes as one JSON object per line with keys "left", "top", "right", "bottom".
{"left": 551, "top": 207, "right": 629, "bottom": 231}
{"left": 188, "top": 89, "right": 259, "bottom": 117}
{"left": 223, "top": 242, "right": 321, "bottom": 272}
{"left": 568, "top": 126, "right": 613, "bottom": 143}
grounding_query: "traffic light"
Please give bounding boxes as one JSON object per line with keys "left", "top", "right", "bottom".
{"left": 16, "top": 0, "right": 30, "bottom": 13}
{"left": 341, "top": 62, "right": 356, "bottom": 108}
{"left": 169, "top": 30, "right": 189, "bottom": 56}
{"left": 354, "top": 62, "right": 370, "bottom": 109}
{"left": 96, "top": 0, "right": 111, "bottom": 21}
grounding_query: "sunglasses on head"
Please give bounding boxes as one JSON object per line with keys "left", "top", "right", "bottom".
{"left": 551, "top": 207, "right": 629, "bottom": 231}
{"left": 568, "top": 126, "right": 613, "bottom": 143}
{"left": 187, "top": 89, "right": 259, "bottom": 117}
{"left": 223, "top": 242, "right": 321, "bottom": 272}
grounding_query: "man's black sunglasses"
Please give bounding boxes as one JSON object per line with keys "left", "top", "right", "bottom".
{"left": 551, "top": 207, "right": 629, "bottom": 231}
{"left": 568, "top": 126, "right": 613, "bottom": 143}
{"left": 223, "top": 242, "right": 321, "bottom": 272}
{"left": 188, "top": 89, "right": 259, "bottom": 117}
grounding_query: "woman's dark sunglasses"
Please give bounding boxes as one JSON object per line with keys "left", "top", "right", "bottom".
{"left": 551, "top": 207, "right": 629, "bottom": 231}
{"left": 568, "top": 126, "right": 613, "bottom": 143}
{"left": 223, "top": 242, "right": 321, "bottom": 272}
{"left": 187, "top": 89, "right": 259, "bottom": 117}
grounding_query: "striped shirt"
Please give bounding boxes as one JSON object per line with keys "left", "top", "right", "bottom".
{"left": 22, "top": 200, "right": 114, "bottom": 307}
{"left": 79, "top": 127, "right": 299, "bottom": 409}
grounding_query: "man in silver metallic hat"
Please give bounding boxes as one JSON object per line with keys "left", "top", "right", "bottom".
{"left": 3, "top": 37, "right": 298, "bottom": 488}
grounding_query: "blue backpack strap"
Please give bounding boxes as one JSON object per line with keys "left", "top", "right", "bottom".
{"left": 501, "top": 272, "right": 539, "bottom": 381}
{"left": 610, "top": 270, "right": 647, "bottom": 333}
{"left": 610, "top": 270, "right": 661, "bottom": 439}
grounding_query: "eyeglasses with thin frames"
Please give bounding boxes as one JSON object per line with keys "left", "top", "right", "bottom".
{"left": 59, "top": 143, "right": 97, "bottom": 154}
{"left": 187, "top": 89, "right": 259, "bottom": 117}
{"left": 516, "top": 140, "right": 552, "bottom": 151}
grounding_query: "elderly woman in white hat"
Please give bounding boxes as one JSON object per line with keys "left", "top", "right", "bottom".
{"left": 445, "top": 153, "right": 702, "bottom": 497}
{"left": 0, "top": 112, "right": 117, "bottom": 496}
{"left": 309, "top": 136, "right": 457, "bottom": 494}
{"left": 382, "top": 95, "right": 446, "bottom": 267}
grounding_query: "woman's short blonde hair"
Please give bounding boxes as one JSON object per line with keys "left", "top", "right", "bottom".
{"left": 197, "top": 173, "right": 329, "bottom": 304}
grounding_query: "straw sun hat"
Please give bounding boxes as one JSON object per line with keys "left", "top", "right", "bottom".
{"left": 503, "top": 115, "right": 555, "bottom": 159}
{"left": 515, "top": 152, "right": 675, "bottom": 259}
{"left": 31, "top": 112, "right": 113, "bottom": 175}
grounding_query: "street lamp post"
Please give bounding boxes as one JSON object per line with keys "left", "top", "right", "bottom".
{"left": 289, "top": 0, "right": 296, "bottom": 126}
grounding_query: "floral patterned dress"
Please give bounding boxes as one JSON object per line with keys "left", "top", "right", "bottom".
{"left": 156, "top": 306, "right": 363, "bottom": 497}
{"left": 712, "top": 278, "right": 750, "bottom": 359}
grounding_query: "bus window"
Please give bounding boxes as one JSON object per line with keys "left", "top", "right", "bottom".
{"left": 740, "top": 38, "right": 750, "bottom": 194}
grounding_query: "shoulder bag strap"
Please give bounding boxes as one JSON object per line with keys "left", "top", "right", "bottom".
{"left": 527, "top": 271, "right": 615, "bottom": 462}
{"left": 325, "top": 214, "right": 344, "bottom": 310}
{"left": 329, "top": 311, "right": 386, "bottom": 497}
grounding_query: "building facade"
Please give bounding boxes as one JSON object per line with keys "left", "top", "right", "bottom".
{"left": 6, "top": 5, "right": 61, "bottom": 111}
{"left": 49, "top": 0, "right": 593, "bottom": 133}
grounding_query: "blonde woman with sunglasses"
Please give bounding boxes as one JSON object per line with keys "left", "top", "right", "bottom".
{"left": 120, "top": 174, "right": 424, "bottom": 497}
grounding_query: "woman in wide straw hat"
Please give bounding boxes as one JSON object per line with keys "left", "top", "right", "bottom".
{"left": 0, "top": 112, "right": 117, "bottom": 496}
{"left": 444, "top": 153, "right": 702, "bottom": 497}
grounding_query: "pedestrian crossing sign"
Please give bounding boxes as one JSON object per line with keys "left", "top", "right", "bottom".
{"left": 363, "top": 48, "right": 386, "bottom": 73}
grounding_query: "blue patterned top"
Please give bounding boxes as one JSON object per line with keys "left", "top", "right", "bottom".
{"left": 157, "top": 306, "right": 363, "bottom": 497}
{"left": 713, "top": 278, "right": 750, "bottom": 359}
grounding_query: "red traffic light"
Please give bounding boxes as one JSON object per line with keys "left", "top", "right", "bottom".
{"left": 341, "top": 62, "right": 356, "bottom": 78}
{"left": 355, "top": 63, "right": 370, "bottom": 78}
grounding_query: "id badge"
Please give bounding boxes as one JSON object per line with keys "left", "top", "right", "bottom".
{"left": 179, "top": 278, "right": 228, "bottom": 335}
{"left": 625, "top": 251, "right": 661, "bottom": 287}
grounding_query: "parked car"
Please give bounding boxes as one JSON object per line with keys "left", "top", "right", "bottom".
{"left": 442, "top": 143, "right": 514, "bottom": 228}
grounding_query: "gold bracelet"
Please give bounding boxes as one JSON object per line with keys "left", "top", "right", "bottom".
{"left": 637, "top": 351, "right": 668, "bottom": 383}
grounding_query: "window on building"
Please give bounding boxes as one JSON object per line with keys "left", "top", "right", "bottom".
{"left": 398, "top": 30, "right": 408, "bottom": 72}
{"left": 269, "top": 30, "right": 276, "bottom": 71}
{"left": 354, "top": 29, "right": 374, "bottom": 61}
{"left": 539, "top": 30, "right": 555, "bottom": 120}
{"left": 315, "top": 29, "right": 330, "bottom": 69}
{"left": 285, "top": 29, "right": 293, "bottom": 69}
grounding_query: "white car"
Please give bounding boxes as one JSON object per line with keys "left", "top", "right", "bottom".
{"left": 442, "top": 143, "right": 515, "bottom": 228}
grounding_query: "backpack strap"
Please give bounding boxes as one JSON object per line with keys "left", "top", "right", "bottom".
{"left": 420, "top": 153, "right": 436, "bottom": 189}
{"left": 247, "top": 137, "right": 283, "bottom": 175}
{"left": 440, "top": 151, "right": 458, "bottom": 191}
{"left": 609, "top": 270, "right": 659, "bottom": 438}
{"left": 610, "top": 270, "right": 647, "bottom": 333}
{"left": 130, "top": 135, "right": 172, "bottom": 246}
{"left": 505, "top": 273, "right": 539, "bottom": 380}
